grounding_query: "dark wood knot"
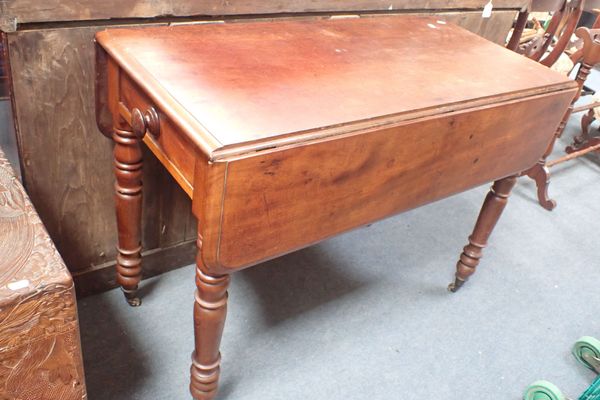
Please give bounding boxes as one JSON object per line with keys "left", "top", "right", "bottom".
{"left": 131, "top": 107, "right": 160, "bottom": 139}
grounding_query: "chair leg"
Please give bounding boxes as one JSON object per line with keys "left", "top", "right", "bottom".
{"left": 566, "top": 108, "right": 596, "bottom": 153}
{"left": 522, "top": 113, "right": 568, "bottom": 211}
{"left": 525, "top": 161, "right": 556, "bottom": 211}
{"left": 449, "top": 175, "right": 518, "bottom": 292}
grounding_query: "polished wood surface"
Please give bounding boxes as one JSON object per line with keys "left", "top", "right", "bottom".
{"left": 113, "top": 124, "right": 144, "bottom": 306}
{"left": 96, "top": 15, "right": 576, "bottom": 399}
{"left": 0, "top": 148, "right": 86, "bottom": 399}
{"left": 449, "top": 175, "right": 518, "bottom": 291}
{"left": 99, "top": 16, "right": 576, "bottom": 273}
{"left": 97, "top": 16, "right": 572, "bottom": 153}
{"left": 191, "top": 231, "right": 229, "bottom": 399}
{"left": 7, "top": 8, "right": 517, "bottom": 297}
{"left": 208, "top": 91, "right": 572, "bottom": 271}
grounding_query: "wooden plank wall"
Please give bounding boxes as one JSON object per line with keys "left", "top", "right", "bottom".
{"left": 6, "top": 25, "right": 198, "bottom": 296}
{"left": 3, "top": 1, "right": 524, "bottom": 296}
{"left": 4, "top": 1, "right": 526, "bottom": 25}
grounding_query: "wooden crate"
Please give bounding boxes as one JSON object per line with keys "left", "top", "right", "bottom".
{"left": 1, "top": 1, "right": 526, "bottom": 296}
{"left": 0, "top": 148, "right": 86, "bottom": 399}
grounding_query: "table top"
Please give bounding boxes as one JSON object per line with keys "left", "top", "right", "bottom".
{"left": 97, "top": 15, "right": 574, "bottom": 155}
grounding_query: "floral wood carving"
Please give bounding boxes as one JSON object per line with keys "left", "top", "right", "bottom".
{"left": 0, "top": 150, "right": 87, "bottom": 400}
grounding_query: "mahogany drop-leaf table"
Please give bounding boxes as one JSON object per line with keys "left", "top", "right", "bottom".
{"left": 95, "top": 16, "right": 576, "bottom": 399}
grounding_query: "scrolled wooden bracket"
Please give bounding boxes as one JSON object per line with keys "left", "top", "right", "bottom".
{"left": 131, "top": 106, "right": 160, "bottom": 139}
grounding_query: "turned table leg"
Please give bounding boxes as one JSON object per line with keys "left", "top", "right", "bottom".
{"left": 449, "top": 175, "right": 518, "bottom": 292}
{"left": 190, "top": 232, "right": 230, "bottom": 400}
{"left": 113, "top": 126, "right": 144, "bottom": 307}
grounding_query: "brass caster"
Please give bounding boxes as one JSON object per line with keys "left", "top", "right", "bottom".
{"left": 447, "top": 278, "right": 465, "bottom": 293}
{"left": 123, "top": 287, "right": 142, "bottom": 307}
{"left": 126, "top": 297, "right": 142, "bottom": 307}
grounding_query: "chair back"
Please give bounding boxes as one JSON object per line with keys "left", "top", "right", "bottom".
{"left": 507, "top": 0, "right": 584, "bottom": 67}
{"left": 570, "top": 27, "right": 600, "bottom": 102}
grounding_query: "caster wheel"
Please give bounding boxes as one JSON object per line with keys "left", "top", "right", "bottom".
{"left": 126, "top": 297, "right": 142, "bottom": 307}
{"left": 523, "top": 381, "right": 565, "bottom": 400}
{"left": 573, "top": 336, "right": 600, "bottom": 370}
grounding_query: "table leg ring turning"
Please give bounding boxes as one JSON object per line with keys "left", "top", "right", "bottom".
{"left": 113, "top": 126, "right": 144, "bottom": 307}
{"left": 190, "top": 234, "right": 230, "bottom": 400}
{"left": 449, "top": 175, "right": 517, "bottom": 292}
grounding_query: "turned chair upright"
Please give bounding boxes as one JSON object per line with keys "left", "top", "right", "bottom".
{"left": 566, "top": 27, "right": 600, "bottom": 156}
{"left": 522, "top": 26, "right": 600, "bottom": 210}
{"left": 507, "top": 0, "right": 584, "bottom": 67}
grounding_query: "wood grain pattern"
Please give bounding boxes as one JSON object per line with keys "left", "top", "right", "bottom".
{"left": 4, "top": 0, "right": 526, "bottom": 25}
{"left": 199, "top": 90, "right": 575, "bottom": 272}
{"left": 0, "top": 149, "right": 86, "bottom": 399}
{"left": 119, "top": 74, "right": 197, "bottom": 195}
{"left": 98, "top": 16, "right": 576, "bottom": 399}
{"left": 433, "top": 11, "right": 517, "bottom": 45}
{"left": 7, "top": 25, "right": 196, "bottom": 277}
{"left": 8, "top": 10, "right": 516, "bottom": 292}
{"left": 97, "top": 16, "right": 571, "bottom": 154}
{"left": 8, "top": 27, "right": 118, "bottom": 272}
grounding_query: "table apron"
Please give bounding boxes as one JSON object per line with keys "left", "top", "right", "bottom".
{"left": 198, "top": 88, "right": 575, "bottom": 273}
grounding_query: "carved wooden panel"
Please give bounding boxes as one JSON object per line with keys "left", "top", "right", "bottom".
{"left": 0, "top": 150, "right": 86, "bottom": 399}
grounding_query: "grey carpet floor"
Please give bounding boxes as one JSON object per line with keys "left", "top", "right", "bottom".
{"left": 78, "top": 102, "right": 600, "bottom": 399}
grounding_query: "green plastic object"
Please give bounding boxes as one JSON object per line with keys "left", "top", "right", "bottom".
{"left": 525, "top": 337, "right": 600, "bottom": 400}
{"left": 580, "top": 375, "right": 600, "bottom": 400}
{"left": 523, "top": 381, "right": 566, "bottom": 400}
{"left": 575, "top": 336, "right": 600, "bottom": 399}
{"left": 573, "top": 337, "right": 600, "bottom": 371}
